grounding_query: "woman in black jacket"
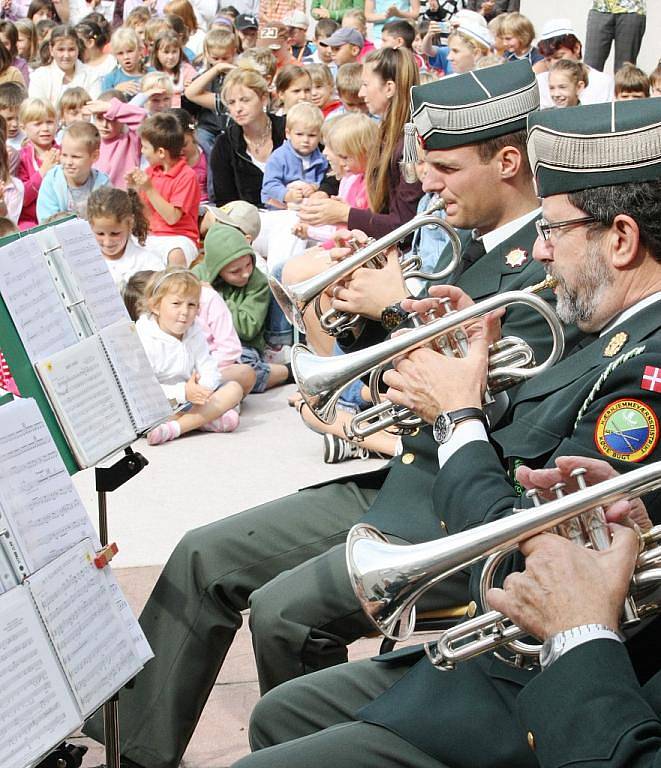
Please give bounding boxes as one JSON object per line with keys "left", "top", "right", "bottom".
{"left": 210, "top": 68, "right": 286, "bottom": 207}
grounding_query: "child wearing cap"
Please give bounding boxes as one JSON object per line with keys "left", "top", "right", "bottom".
{"left": 236, "top": 14, "right": 259, "bottom": 50}
{"left": 283, "top": 10, "right": 315, "bottom": 63}
{"left": 194, "top": 224, "right": 293, "bottom": 392}
{"left": 261, "top": 101, "right": 327, "bottom": 209}
{"left": 326, "top": 26, "right": 363, "bottom": 67}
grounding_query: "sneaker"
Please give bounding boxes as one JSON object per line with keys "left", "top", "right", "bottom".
{"left": 264, "top": 344, "right": 292, "bottom": 364}
{"left": 323, "top": 434, "right": 369, "bottom": 463}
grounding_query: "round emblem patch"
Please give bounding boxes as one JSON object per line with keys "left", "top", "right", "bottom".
{"left": 594, "top": 399, "right": 659, "bottom": 462}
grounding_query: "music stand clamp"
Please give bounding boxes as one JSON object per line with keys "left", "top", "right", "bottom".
{"left": 94, "top": 447, "right": 148, "bottom": 768}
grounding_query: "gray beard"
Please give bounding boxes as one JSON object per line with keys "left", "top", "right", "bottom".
{"left": 553, "top": 240, "right": 614, "bottom": 327}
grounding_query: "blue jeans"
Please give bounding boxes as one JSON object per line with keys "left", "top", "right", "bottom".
{"left": 266, "top": 263, "right": 294, "bottom": 348}
{"left": 240, "top": 346, "right": 271, "bottom": 394}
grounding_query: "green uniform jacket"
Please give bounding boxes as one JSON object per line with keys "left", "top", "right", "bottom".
{"left": 332, "top": 218, "right": 580, "bottom": 544}
{"left": 517, "top": 621, "right": 661, "bottom": 768}
{"left": 359, "top": 301, "right": 661, "bottom": 767}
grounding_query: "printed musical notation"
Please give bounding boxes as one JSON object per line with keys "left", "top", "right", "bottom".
{"left": 0, "top": 586, "right": 80, "bottom": 768}
{"left": 0, "top": 399, "right": 98, "bottom": 576}
{"left": 29, "top": 539, "right": 143, "bottom": 718}
{"left": 0, "top": 236, "right": 78, "bottom": 360}
{"left": 54, "top": 220, "right": 129, "bottom": 332}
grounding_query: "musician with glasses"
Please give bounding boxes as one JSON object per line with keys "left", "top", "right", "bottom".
{"left": 85, "top": 62, "right": 572, "bottom": 768}
{"left": 232, "top": 98, "right": 661, "bottom": 768}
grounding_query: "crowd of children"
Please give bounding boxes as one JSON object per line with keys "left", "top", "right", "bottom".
{"left": 0, "top": 0, "right": 658, "bottom": 451}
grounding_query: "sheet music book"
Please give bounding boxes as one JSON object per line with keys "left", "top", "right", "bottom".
{"left": 0, "top": 217, "right": 173, "bottom": 468}
{"left": 0, "top": 539, "right": 153, "bottom": 768}
{"left": 35, "top": 319, "right": 171, "bottom": 467}
{"left": 0, "top": 398, "right": 99, "bottom": 590}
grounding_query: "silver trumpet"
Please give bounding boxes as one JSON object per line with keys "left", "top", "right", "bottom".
{"left": 292, "top": 276, "right": 564, "bottom": 437}
{"left": 346, "top": 461, "right": 661, "bottom": 668}
{"left": 268, "top": 197, "right": 462, "bottom": 335}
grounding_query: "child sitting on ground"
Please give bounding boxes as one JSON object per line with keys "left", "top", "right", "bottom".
{"left": 168, "top": 107, "right": 208, "bottom": 203}
{"left": 136, "top": 267, "right": 244, "bottom": 445}
{"left": 132, "top": 72, "right": 175, "bottom": 115}
{"left": 500, "top": 12, "right": 546, "bottom": 73}
{"left": 307, "top": 63, "right": 341, "bottom": 117}
{"left": 261, "top": 101, "right": 327, "bottom": 209}
{"left": 36, "top": 120, "right": 109, "bottom": 222}
{"left": 54, "top": 86, "right": 91, "bottom": 143}
{"left": 126, "top": 112, "right": 201, "bottom": 267}
{"left": 17, "top": 96, "right": 58, "bottom": 228}
{"left": 193, "top": 224, "right": 293, "bottom": 393}
{"left": 102, "top": 28, "right": 145, "bottom": 96}
{"left": 86, "top": 90, "right": 147, "bottom": 189}
{"left": 327, "top": 62, "right": 368, "bottom": 116}
{"left": 87, "top": 187, "right": 162, "bottom": 289}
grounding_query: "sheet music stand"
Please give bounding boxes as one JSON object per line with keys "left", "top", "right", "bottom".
{"left": 95, "top": 448, "right": 148, "bottom": 768}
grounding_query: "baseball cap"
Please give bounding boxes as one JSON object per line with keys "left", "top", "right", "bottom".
{"left": 282, "top": 10, "right": 308, "bottom": 30}
{"left": 204, "top": 201, "right": 261, "bottom": 241}
{"left": 325, "top": 27, "right": 364, "bottom": 48}
{"left": 257, "top": 21, "right": 288, "bottom": 49}
{"left": 236, "top": 13, "right": 258, "bottom": 31}
{"left": 539, "top": 18, "right": 578, "bottom": 41}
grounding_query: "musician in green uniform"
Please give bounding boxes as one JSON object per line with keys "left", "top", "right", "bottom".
{"left": 84, "top": 63, "right": 572, "bottom": 768}
{"left": 233, "top": 98, "right": 661, "bottom": 768}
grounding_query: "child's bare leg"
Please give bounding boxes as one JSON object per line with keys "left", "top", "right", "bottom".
{"left": 262, "top": 363, "right": 290, "bottom": 390}
{"left": 176, "top": 382, "right": 243, "bottom": 433}
{"left": 220, "top": 364, "right": 257, "bottom": 398}
{"left": 167, "top": 248, "right": 187, "bottom": 266}
{"left": 298, "top": 402, "right": 398, "bottom": 457}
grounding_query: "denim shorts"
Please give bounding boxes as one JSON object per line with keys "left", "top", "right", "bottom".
{"left": 240, "top": 346, "right": 270, "bottom": 393}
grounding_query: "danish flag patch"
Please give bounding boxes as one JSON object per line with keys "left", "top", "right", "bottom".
{"left": 641, "top": 366, "right": 661, "bottom": 394}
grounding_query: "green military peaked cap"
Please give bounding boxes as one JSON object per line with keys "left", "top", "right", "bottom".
{"left": 409, "top": 60, "right": 539, "bottom": 150}
{"left": 527, "top": 99, "right": 661, "bottom": 197}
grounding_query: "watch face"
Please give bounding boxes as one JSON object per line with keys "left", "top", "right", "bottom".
{"left": 433, "top": 413, "right": 452, "bottom": 443}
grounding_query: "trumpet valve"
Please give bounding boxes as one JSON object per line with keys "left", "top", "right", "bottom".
{"left": 551, "top": 482, "right": 566, "bottom": 499}
{"left": 525, "top": 488, "right": 542, "bottom": 507}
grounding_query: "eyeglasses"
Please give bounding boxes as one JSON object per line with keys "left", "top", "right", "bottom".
{"left": 535, "top": 216, "right": 597, "bottom": 242}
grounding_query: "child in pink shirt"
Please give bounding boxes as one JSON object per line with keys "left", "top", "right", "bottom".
{"left": 17, "top": 97, "right": 59, "bottom": 229}
{"left": 86, "top": 94, "right": 147, "bottom": 190}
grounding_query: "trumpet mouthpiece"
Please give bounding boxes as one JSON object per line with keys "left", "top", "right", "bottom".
{"left": 527, "top": 275, "right": 558, "bottom": 294}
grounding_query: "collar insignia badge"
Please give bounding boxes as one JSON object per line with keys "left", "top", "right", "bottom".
{"left": 505, "top": 248, "right": 527, "bottom": 268}
{"left": 603, "top": 332, "right": 628, "bottom": 358}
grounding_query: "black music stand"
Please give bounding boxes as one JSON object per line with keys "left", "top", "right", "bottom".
{"left": 95, "top": 448, "right": 148, "bottom": 768}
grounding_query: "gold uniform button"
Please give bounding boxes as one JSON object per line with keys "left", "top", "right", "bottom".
{"left": 439, "top": 520, "right": 447, "bottom": 532}
{"left": 527, "top": 732, "right": 536, "bottom": 751}
{"left": 401, "top": 452, "right": 415, "bottom": 464}
{"left": 466, "top": 600, "right": 477, "bottom": 618}
{"left": 409, "top": 428, "right": 420, "bottom": 437}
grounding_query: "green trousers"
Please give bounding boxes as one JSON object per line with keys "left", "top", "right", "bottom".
{"left": 85, "top": 478, "right": 468, "bottom": 768}
{"left": 233, "top": 658, "right": 449, "bottom": 768}
{"left": 85, "top": 481, "right": 379, "bottom": 768}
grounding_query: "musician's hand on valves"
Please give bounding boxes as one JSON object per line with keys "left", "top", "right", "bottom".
{"left": 330, "top": 248, "right": 408, "bottom": 321}
{"left": 516, "top": 457, "right": 653, "bottom": 532}
{"left": 382, "top": 318, "right": 491, "bottom": 422}
{"left": 487, "top": 524, "right": 639, "bottom": 640}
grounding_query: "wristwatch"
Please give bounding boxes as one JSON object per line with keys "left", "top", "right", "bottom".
{"left": 380, "top": 302, "right": 410, "bottom": 332}
{"left": 540, "top": 624, "right": 619, "bottom": 669}
{"left": 432, "top": 407, "right": 488, "bottom": 444}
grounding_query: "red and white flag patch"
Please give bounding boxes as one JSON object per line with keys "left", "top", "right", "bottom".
{"left": 641, "top": 366, "right": 661, "bottom": 394}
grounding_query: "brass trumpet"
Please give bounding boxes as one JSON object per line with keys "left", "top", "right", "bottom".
{"left": 346, "top": 461, "right": 661, "bottom": 668}
{"left": 268, "top": 197, "right": 462, "bottom": 335}
{"left": 292, "top": 276, "right": 564, "bottom": 436}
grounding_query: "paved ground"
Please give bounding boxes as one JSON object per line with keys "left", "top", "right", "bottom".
{"left": 69, "top": 384, "right": 395, "bottom": 767}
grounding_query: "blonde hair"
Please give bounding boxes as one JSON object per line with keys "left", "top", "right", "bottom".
{"left": 330, "top": 112, "right": 377, "bottom": 170}
{"left": 57, "top": 86, "right": 90, "bottom": 117}
{"left": 306, "top": 62, "right": 333, "bottom": 88}
{"left": 16, "top": 19, "right": 37, "bottom": 61}
{"left": 237, "top": 48, "right": 276, "bottom": 81}
{"left": 286, "top": 101, "right": 323, "bottom": 131}
{"left": 163, "top": 0, "right": 198, "bottom": 34}
{"left": 549, "top": 58, "right": 589, "bottom": 88}
{"left": 342, "top": 9, "right": 366, "bottom": 35}
{"left": 335, "top": 61, "right": 361, "bottom": 97}
{"left": 220, "top": 66, "right": 269, "bottom": 104}
{"left": 19, "top": 96, "right": 56, "bottom": 124}
{"left": 144, "top": 17, "right": 172, "bottom": 47}
{"left": 64, "top": 120, "right": 101, "bottom": 153}
{"left": 125, "top": 7, "right": 150, "bottom": 28}
{"left": 204, "top": 27, "right": 237, "bottom": 55}
{"left": 499, "top": 12, "right": 535, "bottom": 48}
{"left": 141, "top": 71, "right": 175, "bottom": 94}
{"left": 111, "top": 27, "right": 139, "bottom": 54}
{"left": 147, "top": 267, "right": 201, "bottom": 313}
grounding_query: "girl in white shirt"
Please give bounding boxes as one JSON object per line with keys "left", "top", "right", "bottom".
{"left": 136, "top": 267, "right": 243, "bottom": 445}
{"left": 87, "top": 187, "right": 163, "bottom": 291}
{"left": 28, "top": 24, "right": 100, "bottom": 103}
